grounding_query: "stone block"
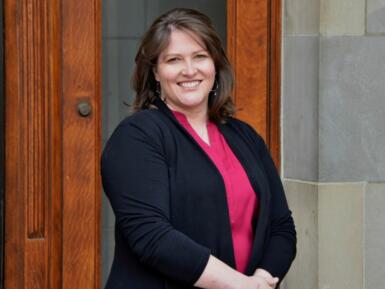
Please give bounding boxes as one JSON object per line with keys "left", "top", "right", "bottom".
{"left": 318, "top": 183, "right": 364, "bottom": 289}
{"left": 283, "top": 36, "right": 319, "bottom": 182}
{"left": 319, "top": 36, "right": 385, "bottom": 182}
{"left": 365, "top": 183, "right": 385, "bottom": 289}
{"left": 320, "top": 0, "right": 365, "bottom": 35}
{"left": 284, "top": 0, "right": 320, "bottom": 35}
{"left": 282, "top": 180, "right": 318, "bottom": 289}
{"left": 367, "top": 0, "right": 385, "bottom": 34}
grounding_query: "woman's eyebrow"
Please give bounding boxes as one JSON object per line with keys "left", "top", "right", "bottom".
{"left": 162, "top": 49, "right": 208, "bottom": 58}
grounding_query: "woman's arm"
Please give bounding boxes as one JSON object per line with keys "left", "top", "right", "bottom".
{"left": 101, "top": 122, "right": 210, "bottom": 284}
{"left": 253, "top": 132, "right": 297, "bottom": 281}
{"left": 195, "top": 255, "right": 277, "bottom": 289}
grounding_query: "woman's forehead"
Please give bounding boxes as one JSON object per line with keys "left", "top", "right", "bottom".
{"left": 160, "top": 29, "right": 207, "bottom": 55}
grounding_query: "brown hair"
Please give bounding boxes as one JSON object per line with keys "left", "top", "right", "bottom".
{"left": 131, "top": 8, "right": 235, "bottom": 123}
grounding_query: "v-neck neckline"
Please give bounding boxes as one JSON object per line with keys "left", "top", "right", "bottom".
{"left": 171, "top": 110, "right": 215, "bottom": 148}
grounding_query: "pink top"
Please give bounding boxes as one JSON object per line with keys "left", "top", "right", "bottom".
{"left": 172, "top": 111, "right": 258, "bottom": 273}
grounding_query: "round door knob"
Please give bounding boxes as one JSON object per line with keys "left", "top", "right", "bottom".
{"left": 77, "top": 101, "right": 92, "bottom": 117}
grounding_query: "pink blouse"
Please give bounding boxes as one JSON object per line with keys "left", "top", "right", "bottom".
{"left": 172, "top": 111, "right": 258, "bottom": 273}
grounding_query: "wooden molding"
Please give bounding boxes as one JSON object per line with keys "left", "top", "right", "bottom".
{"left": 268, "top": 0, "right": 282, "bottom": 169}
{"left": 227, "top": 0, "right": 282, "bottom": 168}
{"left": 5, "top": 0, "right": 62, "bottom": 288}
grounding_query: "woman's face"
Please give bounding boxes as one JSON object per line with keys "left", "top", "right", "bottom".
{"left": 154, "top": 29, "right": 216, "bottom": 115}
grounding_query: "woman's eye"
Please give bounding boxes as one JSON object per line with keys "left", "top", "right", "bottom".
{"left": 166, "top": 57, "right": 179, "bottom": 63}
{"left": 196, "top": 54, "right": 208, "bottom": 59}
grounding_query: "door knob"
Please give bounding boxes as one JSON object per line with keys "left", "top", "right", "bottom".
{"left": 77, "top": 101, "right": 92, "bottom": 117}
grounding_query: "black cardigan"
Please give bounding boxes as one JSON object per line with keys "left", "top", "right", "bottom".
{"left": 101, "top": 98, "right": 296, "bottom": 289}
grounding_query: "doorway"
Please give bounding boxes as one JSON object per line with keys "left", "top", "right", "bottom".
{"left": 101, "top": 1, "right": 226, "bottom": 285}
{"left": 3, "top": 0, "right": 281, "bottom": 288}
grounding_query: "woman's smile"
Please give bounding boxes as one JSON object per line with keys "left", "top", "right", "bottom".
{"left": 154, "top": 29, "right": 216, "bottom": 114}
{"left": 178, "top": 80, "right": 202, "bottom": 89}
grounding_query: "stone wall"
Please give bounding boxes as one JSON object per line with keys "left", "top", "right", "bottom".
{"left": 282, "top": 0, "right": 385, "bottom": 288}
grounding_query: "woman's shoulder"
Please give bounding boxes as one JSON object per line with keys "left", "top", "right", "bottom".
{"left": 118, "top": 108, "right": 167, "bottom": 130}
{"left": 105, "top": 109, "right": 169, "bottom": 148}
{"left": 224, "top": 117, "right": 265, "bottom": 145}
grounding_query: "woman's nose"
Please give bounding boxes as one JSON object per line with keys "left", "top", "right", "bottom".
{"left": 181, "top": 60, "right": 197, "bottom": 76}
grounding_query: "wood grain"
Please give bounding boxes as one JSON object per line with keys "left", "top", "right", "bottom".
{"left": 61, "top": 0, "right": 101, "bottom": 288}
{"left": 5, "top": 0, "right": 62, "bottom": 288}
{"left": 5, "top": 0, "right": 101, "bottom": 288}
{"left": 227, "top": 0, "right": 281, "bottom": 168}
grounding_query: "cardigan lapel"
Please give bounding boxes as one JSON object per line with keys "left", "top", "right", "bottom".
{"left": 218, "top": 124, "right": 272, "bottom": 275}
{"left": 153, "top": 97, "right": 238, "bottom": 268}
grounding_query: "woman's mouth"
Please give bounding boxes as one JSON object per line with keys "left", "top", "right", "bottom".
{"left": 178, "top": 80, "right": 201, "bottom": 88}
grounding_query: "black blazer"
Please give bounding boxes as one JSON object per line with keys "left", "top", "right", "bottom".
{"left": 101, "top": 98, "right": 296, "bottom": 289}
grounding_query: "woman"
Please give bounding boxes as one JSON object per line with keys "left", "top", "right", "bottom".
{"left": 101, "top": 8, "right": 296, "bottom": 289}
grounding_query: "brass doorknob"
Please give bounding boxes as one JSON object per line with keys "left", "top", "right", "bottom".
{"left": 77, "top": 101, "right": 92, "bottom": 117}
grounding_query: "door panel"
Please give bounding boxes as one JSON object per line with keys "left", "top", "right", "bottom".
{"left": 4, "top": 0, "right": 101, "bottom": 288}
{"left": 61, "top": 0, "right": 101, "bottom": 288}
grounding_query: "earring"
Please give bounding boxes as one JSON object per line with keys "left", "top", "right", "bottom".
{"left": 210, "top": 80, "right": 219, "bottom": 97}
{"left": 155, "top": 81, "right": 161, "bottom": 97}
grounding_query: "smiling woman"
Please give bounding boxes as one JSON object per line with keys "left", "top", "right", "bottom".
{"left": 101, "top": 7, "right": 295, "bottom": 289}
{"left": 101, "top": 1, "right": 227, "bottom": 285}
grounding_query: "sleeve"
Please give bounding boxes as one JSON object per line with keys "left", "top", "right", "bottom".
{"left": 100, "top": 122, "right": 210, "bottom": 284}
{"left": 251, "top": 129, "right": 297, "bottom": 281}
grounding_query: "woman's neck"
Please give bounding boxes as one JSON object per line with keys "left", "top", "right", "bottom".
{"left": 168, "top": 104, "right": 210, "bottom": 144}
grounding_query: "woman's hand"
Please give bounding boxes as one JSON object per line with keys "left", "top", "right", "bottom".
{"left": 253, "top": 268, "right": 279, "bottom": 289}
{"left": 236, "top": 275, "right": 270, "bottom": 289}
{"left": 194, "top": 256, "right": 280, "bottom": 289}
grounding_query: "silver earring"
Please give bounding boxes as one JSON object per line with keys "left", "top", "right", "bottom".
{"left": 211, "top": 80, "right": 219, "bottom": 96}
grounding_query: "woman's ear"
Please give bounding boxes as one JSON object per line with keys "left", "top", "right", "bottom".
{"left": 153, "top": 67, "right": 159, "bottom": 81}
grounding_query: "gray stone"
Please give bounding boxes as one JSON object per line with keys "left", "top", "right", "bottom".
{"left": 319, "top": 36, "right": 385, "bottom": 182}
{"left": 367, "top": 0, "right": 385, "bottom": 34}
{"left": 282, "top": 180, "right": 318, "bottom": 289}
{"left": 283, "top": 36, "right": 319, "bottom": 181}
{"left": 320, "top": 0, "right": 365, "bottom": 36}
{"left": 284, "top": 0, "right": 320, "bottom": 36}
{"left": 318, "top": 183, "right": 364, "bottom": 289}
{"left": 365, "top": 183, "right": 385, "bottom": 289}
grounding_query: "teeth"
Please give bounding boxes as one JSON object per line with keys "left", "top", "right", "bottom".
{"left": 179, "top": 81, "right": 200, "bottom": 88}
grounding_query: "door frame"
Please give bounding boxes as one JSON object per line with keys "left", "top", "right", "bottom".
{"left": 3, "top": 1, "right": 281, "bottom": 288}
{"left": 0, "top": 0, "right": 4, "bottom": 287}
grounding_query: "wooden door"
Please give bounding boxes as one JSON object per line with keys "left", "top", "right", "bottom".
{"left": 3, "top": 0, "right": 281, "bottom": 288}
{"left": 4, "top": 0, "right": 101, "bottom": 288}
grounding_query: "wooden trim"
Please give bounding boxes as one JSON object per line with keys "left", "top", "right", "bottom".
{"left": 0, "top": 0, "right": 4, "bottom": 287}
{"left": 4, "top": 0, "right": 62, "bottom": 288}
{"left": 227, "top": 0, "right": 281, "bottom": 168}
{"left": 268, "top": 0, "right": 282, "bottom": 169}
